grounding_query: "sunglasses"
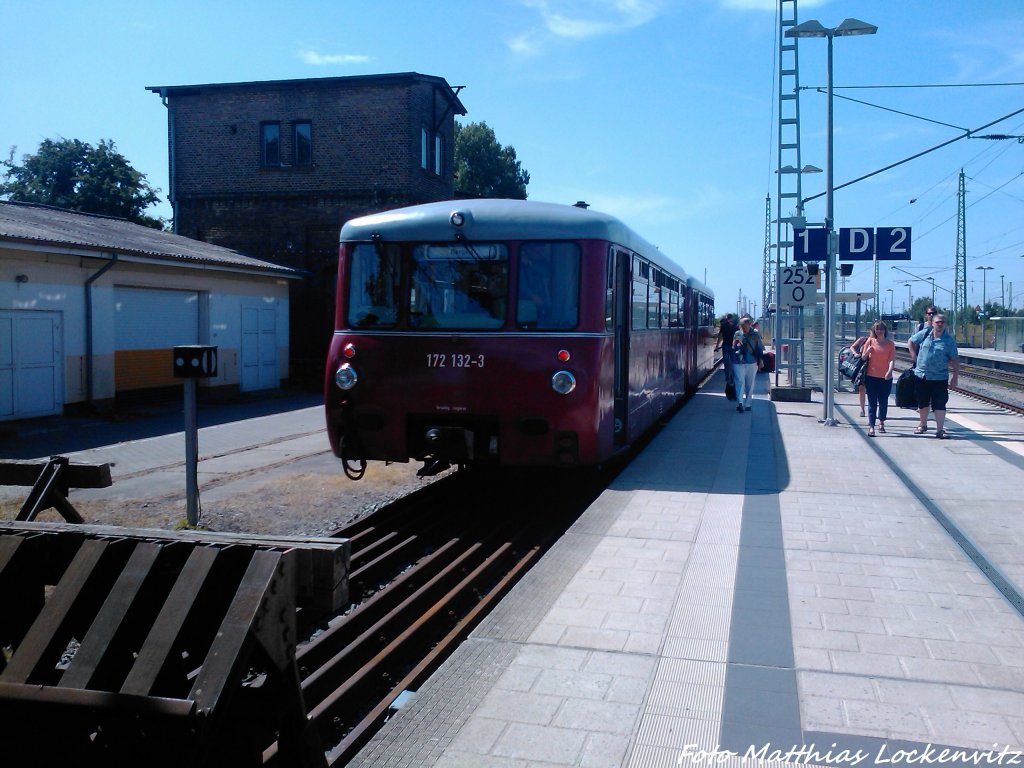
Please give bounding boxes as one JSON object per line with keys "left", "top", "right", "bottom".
{"left": 926, "top": 312, "right": 935, "bottom": 316}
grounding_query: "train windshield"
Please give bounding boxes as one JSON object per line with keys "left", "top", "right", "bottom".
{"left": 348, "top": 243, "right": 401, "bottom": 328}
{"left": 516, "top": 242, "right": 580, "bottom": 330}
{"left": 409, "top": 243, "right": 508, "bottom": 329}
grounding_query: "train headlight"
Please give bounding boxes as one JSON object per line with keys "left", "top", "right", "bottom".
{"left": 551, "top": 370, "right": 577, "bottom": 395}
{"left": 335, "top": 363, "right": 359, "bottom": 390}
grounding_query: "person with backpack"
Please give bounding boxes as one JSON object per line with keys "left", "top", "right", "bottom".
{"left": 731, "top": 315, "right": 764, "bottom": 413}
{"left": 715, "top": 313, "right": 738, "bottom": 400}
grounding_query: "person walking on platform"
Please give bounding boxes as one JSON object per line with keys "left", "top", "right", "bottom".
{"left": 731, "top": 315, "right": 764, "bottom": 413}
{"left": 860, "top": 321, "right": 895, "bottom": 437}
{"left": 715, "top": 313, "right": 738, "bottom": 399}
{"left": 849, "top": 333, "right": 869, "bottom": 417}
{"left": 908, "top": 313, "right": 959, "bottom": 439}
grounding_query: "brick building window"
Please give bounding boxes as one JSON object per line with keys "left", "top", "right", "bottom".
{"left": 260, "top": 122, "right": 280, "bottom": 166}
{"left": 434, "top": 133, "right": 443, "bottom": 175}
{"left": 295, "top": 121, "right": 312, "bottom": 166}
{"left": 420, "top": 128, "right": 429, "bottom": 170}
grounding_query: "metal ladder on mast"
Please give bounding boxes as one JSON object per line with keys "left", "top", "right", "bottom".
{"left": 772, "top": 0, "right": 809, "bottom": 387}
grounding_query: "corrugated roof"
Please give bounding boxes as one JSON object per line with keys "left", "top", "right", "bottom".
{"left": 0, "top": 201, "right": 300, "bottom": 277}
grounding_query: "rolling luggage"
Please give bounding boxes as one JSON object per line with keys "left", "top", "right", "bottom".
{"left": 895, "top": 368, "right": 918, "bottom": 409}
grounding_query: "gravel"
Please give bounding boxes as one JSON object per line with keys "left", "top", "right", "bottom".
{"left": 1, "top": 452, "right": 449, "bottom": 538}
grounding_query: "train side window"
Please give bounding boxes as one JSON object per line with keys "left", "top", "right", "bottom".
{"left": 632, "top": 277, "right": 647, "bottom": 329}
{"left": 517, "top": 242, "right": 580, "bottom": 330}
{"left": 605, "top": 250, "right": 615, "bottom": 331}
{"left": 347, "top": 243, "right": 400, "bottom": 328}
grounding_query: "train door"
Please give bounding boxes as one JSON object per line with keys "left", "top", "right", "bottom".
{"left": 612, "top": 249, "right": 630, "bottom": 446}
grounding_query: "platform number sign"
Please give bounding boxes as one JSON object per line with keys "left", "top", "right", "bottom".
{"left": 793, "top": 228, "right": 828, "bottom": 262}
{"left": 778, "top": 264, "right": 816, "bottom": 308}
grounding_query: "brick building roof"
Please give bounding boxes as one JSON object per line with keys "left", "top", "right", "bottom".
{"left": 145, "top": 71, "right": 466, "bottom": 114}
{"left": 0, "top": 201, "right": 300, "bottom": 277}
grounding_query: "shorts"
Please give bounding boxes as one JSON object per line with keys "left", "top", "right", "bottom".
{"left": 914, "top": 376, "right": 949, "bottom": 411}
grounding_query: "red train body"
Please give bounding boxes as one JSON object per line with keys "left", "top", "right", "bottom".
{"left": 325, "top": 199, "right": 714, "bottom": 477}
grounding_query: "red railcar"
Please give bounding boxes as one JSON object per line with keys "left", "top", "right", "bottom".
{"left": 325, "top": 199, "right": 714, "bottom": 477}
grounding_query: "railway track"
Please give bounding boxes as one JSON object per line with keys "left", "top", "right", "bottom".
{"left": 265, "top": 466, "right": 613, "bottom": 766}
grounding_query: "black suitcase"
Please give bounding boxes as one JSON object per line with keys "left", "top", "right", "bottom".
{"left": 725, "top": 382, "right": 737, "bottom": 401}
{"left": 895, "top": 368, "right": 918, "bottom": 409}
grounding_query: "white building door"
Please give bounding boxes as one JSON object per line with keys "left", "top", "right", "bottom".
{"left": 0, "top": 310, "right": 63, "bottom": 420}
{"left": 240, "top": 305, "right": 278, "bottom": 392}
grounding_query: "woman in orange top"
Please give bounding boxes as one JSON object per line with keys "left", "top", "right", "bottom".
{"left": 861, "top": 321, "right": 896, "bottom": 437}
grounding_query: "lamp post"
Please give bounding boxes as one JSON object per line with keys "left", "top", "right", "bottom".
{"left": 786, "top": 17, "right": 878, "bottom": 426}
{"left": 976, "top": 265, "right": 993, "bottom": 348}
{"left": 929, "top": 277, "right": 936, "bottom": 306}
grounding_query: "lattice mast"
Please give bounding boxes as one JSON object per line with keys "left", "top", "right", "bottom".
{"left": 954, "top": 169, "right": 967, "bottom": 338}
{"left": 762, "top": 195, "right": 771, "bottom": 318}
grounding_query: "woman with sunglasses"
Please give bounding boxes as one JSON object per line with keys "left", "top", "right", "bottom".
{"left": 908, "top": 313, "right": 960, "bottom": 439}
{"left": 860, "top": 321, "right": 895, "bottom": 437}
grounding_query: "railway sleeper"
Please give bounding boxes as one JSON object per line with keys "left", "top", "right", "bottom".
{"left": 0, "top": 522, "right": 352, "bottom": 768}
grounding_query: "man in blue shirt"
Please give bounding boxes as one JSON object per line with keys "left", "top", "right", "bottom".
{"left": 908, "top": 313, "right": 960, "bottom": 439}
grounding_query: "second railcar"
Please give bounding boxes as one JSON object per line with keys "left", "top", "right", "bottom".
{"left": 325, "top": 199, "right": 714, "bottom": 477}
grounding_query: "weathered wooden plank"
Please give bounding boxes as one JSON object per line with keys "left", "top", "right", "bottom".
{"left": 0, "top": 521, "right": 349, "bottom": 610}
{"left": 120, "top": 545, "right": 220, "bottom": 697}
{"left": 0, "top": 459, "right": 112, "bottom": 488}
{"left": 60, "top": 543, "right": 162, "bottom": 690}
{"left": 1, "top": 539, "right": 109, "bottom": 684}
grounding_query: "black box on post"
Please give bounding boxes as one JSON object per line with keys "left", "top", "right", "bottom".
{"left": 173, "top": 345, "right": 218, "bottom": 378}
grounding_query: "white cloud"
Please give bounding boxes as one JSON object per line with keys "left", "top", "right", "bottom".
{"left": 509, "top": 0, "right": 665, "bottom": 53}
{"left": 299, "top": 50, "right": 370, "bottom": 66}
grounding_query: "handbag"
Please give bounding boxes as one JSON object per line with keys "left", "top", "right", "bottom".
{"left": 838, "top": 347, "right": 865, "bottom": 382}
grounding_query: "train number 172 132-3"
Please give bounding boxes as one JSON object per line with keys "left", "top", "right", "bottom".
{"left": 426, "top": 353, "right": 486, "bottom": 369}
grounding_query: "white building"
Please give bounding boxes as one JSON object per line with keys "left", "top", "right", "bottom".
{"left": 1, "top": 201, "right": 300, "bottom": 421}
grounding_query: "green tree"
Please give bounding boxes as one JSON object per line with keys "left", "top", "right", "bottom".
{"left": 453, "top": 121, "right": 530, "bottom": 199}
{"left": 1, "top": 138, "right": 163, "bottom": 228}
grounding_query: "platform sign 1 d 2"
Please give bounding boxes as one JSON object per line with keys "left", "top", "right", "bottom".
{"left": 838, "top": 226, "right": 912, "bottom": 261}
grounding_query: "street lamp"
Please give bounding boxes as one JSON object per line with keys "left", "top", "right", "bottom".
{"left": 976, "top": 265, "right": 993, "bottom": 348}
{"left": 786, "top": 17, "right": 878, "bottom": 426}
{"left": 929, "top": 277, "right": 936, "bottom": 306}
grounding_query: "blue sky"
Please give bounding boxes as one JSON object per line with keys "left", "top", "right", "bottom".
{"left": 3, "top": 0, "right": 1023, "bottom": 317}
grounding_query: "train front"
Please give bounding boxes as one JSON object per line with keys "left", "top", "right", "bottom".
{"left": 325, "top": 201, "right": 614, "bottom": 477}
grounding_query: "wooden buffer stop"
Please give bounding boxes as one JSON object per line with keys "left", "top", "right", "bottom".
{"left": 0, "top": 520, "right": 350, "bottom": 767}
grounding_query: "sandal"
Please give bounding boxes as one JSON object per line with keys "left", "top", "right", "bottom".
{"left": 867, "top": 427, "right": 875, "bottom": 437}
{"left": 936, "top": 430, "right": 947, "bottom": 440}
{"left": 914, "top": 425, "right": 928, "bottom": 434}
{"left": 879, "top": 423, "right": 886, "bottom": 433}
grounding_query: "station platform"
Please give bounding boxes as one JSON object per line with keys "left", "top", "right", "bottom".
{"left": 351, "top": 369, "right": 1024, "bottom": 768}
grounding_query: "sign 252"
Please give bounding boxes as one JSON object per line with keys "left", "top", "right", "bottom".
{"left": 779, "top": 264, "right": 816, "bottom": 307}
